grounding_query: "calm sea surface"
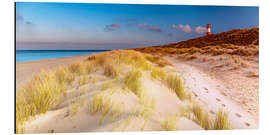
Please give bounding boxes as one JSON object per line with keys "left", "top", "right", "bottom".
{"left": 16, "top": 50, "right": 108, "bottom": 62}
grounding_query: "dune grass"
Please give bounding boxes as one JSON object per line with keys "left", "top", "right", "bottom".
{"left": 162, "top": 115, "right": 178, "bottom": 131}
{"left": 140, "top": 107, "right": 153, "bottom": 131}
{"left": 110, "top": 103, "right": 122, "bottom": 122}
{"left": 213, "top": 109, "right": 231, "bottom": 130}
{"left": 165, "top": 74, "right": 189, "bottom": 101}
{"left": 103, "top": 62, "right": 119, "bottom": 78}
{"left": 190, "top": 102, "right": 213, "bottom": 130}
{"left": 88, "top": 92, "right": 119, "bottom": 125}
{"left": 99, "top": 100, "right": 111, "bottom": 125}
{"left": 55, "top": 67, "right": 76, "bottom": 84}
{"left": 70, "top": 97, "right": 86, "bottom": 116}
{"left": 123, "top": 69, "right": 143, "bottom": 98}
{"left": 16, "top": 70, "right": 68, "bottom": 133}
{"left": 89, "top": 93, "right": 104, "bottom": 115}
{"left": 150, "top": 67, "right": 166, "bottom": 81}
{"left": 101, "top": 80, "right": 115, "bottom": 91}
{"left": 79, "top": 75, "right": 90, "bottom": 86}
{"left": 145, "top": 54, "right": 172, "bottom": 67}
{"left": 68, "top": 62, "right": 85, "bottom": 75}
{"left": 123, "top": 116, "right": 134, "bottom": 131}
{"left": 84, "top": 61, "right": 96, "bottom": 74}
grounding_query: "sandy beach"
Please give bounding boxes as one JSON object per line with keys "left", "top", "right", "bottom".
{"left": 16, "top": 54, "right": 90, "bottom": 89}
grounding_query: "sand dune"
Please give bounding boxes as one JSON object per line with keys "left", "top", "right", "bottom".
{"left": 16, "top": 50, "right": 257, "bottom": 133}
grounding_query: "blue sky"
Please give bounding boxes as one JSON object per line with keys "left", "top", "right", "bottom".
{"left": 16, "top": 2, "right": 258, "bottom": 50}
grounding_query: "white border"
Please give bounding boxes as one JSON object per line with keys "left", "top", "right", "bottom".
{"left": 1, "top": 0, "right": 269, "bottom": 135}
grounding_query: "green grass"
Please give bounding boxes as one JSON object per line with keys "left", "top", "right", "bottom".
{"left": 162, "top": 115, "right": 178, "bottom": 131}
{"left": 213, "top": 109, "right": 231, "bottom": 130}
{"left": 123, "top": 69, "right": 143, "bottom": 98}
{"left": 165, "top": 74, "right": 188, "bottom": 101}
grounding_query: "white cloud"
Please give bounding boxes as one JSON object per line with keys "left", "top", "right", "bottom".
{"left": 195, "top": 26, "right": 207, "bottom": 34}
{"left": 172, "top": 24, "right": 192, "bottom": 33}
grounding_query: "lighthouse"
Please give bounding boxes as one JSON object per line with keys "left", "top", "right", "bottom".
{"left": 206, "top": 23, "right": 211, "bottom": 36}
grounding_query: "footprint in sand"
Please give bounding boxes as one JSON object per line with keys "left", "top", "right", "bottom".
{"left": 216, "top": 98, "right": 221, "bottom": 102}
{"left": 64, "top": 110, "right": 70, "bottom": 118}
{"left": 48, "top": 129, "right": 54, "bottom": 133}
{"left": 203, "top": 88, "right": 209, "bottom": 93}
{"left": 245, "top": 122, "right": 250, "bottom": 127}
{"left": 235, "top": 113, "right": 242, "bottom": 118}
{"left": 193, "top": 92, "right": 198, "bottom": 97}
{"left": 210, "top": 110, "right": 215, "bottom": 115}
{"left": 221, "top": 91, "right": 227, "bottom": 96}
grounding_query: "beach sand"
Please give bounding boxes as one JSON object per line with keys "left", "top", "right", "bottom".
{"left": 16, "top": 55, "right": 90, "bottom": 89}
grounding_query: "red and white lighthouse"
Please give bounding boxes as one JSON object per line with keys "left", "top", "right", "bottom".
{"left": 206, "top": 23, "right": 211, "bottom": 36}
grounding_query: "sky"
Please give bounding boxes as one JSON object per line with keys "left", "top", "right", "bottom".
{"left": 16, "top": 2, "right": 259, "bottom": 50}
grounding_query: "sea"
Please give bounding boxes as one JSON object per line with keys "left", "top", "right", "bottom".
{"left": 16, "top": 50, "right": 108, "bottom": 62}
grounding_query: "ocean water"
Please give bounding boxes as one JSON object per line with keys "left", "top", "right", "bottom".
{"left": 16, "top": 50, "right": 108, "bottom": 62}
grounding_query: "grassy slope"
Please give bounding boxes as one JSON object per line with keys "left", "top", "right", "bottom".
{"left": 134, "top": 27, "right": 259, "bottom": 57}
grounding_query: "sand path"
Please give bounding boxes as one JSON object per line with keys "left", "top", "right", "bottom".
{"left": 165, "top": 57, "right": 258, "bottom": 129}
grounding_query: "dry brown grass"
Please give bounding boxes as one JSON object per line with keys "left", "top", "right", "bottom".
{"left": 134, "top": 28, "right": 259, "bottom": 58}
{"left": 145, "top": 54, "right": 172, "bottom": 67}
{"left": 103, "top": 62, "right": 120, "bottom": 78}
{"left": 185, "top": 54, "right": 200, "bottom": 60}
